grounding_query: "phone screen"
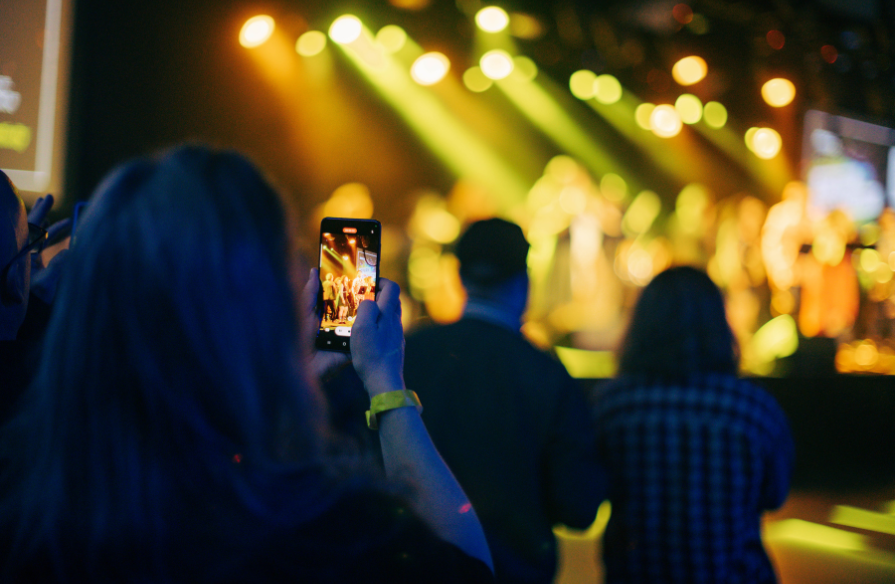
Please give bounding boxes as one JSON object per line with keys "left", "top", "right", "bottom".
{"left": 315, "top": 217, "right": 381, "bottom": 352}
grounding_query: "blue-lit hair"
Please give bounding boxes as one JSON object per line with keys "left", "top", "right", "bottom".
{"left": 0, "top": 145, "right": 357, "bottom": 579}
{"left": 617, "top": 266, "right": 739, "bottom": 379}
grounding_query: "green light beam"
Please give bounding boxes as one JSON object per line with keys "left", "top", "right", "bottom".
{"left": 334, "top": 29, "right": 531, "bottom": 213}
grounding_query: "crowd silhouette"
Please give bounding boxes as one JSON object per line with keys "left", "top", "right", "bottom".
{"left": 0, "top": 145, "right": 793, "bottom": 583}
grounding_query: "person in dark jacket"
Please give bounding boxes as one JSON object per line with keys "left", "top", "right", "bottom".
{"left": 405, "top": 218, "right": 606, "bottom": 584}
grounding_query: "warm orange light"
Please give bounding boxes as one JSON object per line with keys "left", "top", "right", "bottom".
{"left": 239, "top": 15, "right": 275, "bottom": 48}
{"left": 650, "top": 104, "right": 682, "bottom": 138}
{"left": 751, "top": 128, "right": 782, "bottom": 159}
{"left": 671, "top": 56, "right": 707, "bottom": 86}
{"left": 761, "top": 78, "right": 796, "bottom": 107}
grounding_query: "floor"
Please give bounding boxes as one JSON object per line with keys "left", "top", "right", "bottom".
{"left": 553, "top": 487, "right": 895, "bottom": 583}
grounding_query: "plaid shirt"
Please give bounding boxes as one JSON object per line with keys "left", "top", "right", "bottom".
{"left": 593, "top": 373, "right": 794, "bottom": 584}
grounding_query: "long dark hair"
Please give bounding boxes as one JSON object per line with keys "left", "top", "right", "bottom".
{"left": 617, "top": 266, "right": 739, "bottom": 379}
{"left": 0, "top": 146, "right": 352, "bottom": 579}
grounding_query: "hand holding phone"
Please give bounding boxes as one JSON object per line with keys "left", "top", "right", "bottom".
{"left": 315, "top": 217, "right": 381, "bottom": 353}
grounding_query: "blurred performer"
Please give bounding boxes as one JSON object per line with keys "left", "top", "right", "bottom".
{"left": 593, "top": 266, "right": 793, "bottom": 584}
{"left": 404, "top": 218, "right": 606, "bottom": 584}
{"left": 321, "top": 272, "right": 336, "bottom": 324}
{"left": 337, "top": 275, "right": 350, "bottom": 324}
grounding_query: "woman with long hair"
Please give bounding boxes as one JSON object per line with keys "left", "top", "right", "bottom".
{"left": 593, "top": 266, "right": 793, "bottom": 584}
{"left": 0, "top": 145, "right": 492, "bottom": 582}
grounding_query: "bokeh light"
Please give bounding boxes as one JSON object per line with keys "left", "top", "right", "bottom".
{"left": 767, "top": 30, "right": 785, "bottom": 50}
{"left": 751, "top": 128, "right": 782, "bottom": 159}
{"left": 671, "top": 56, "right": 707, "bottom": 85}
{"left": 329, "top": 15, "right": 363, "bottom": 44}
{"left": 635, "top": 103, "right": 655, "bottom": 130}
{"left": 296, "top": 31, "right": 327, "bottom": 56}
{"left": 594, "top": 74, "right": 622, "bottom": 104}
{"left": 512, "top": 56, "right": 538, "bottom": 81}
{"left": 600, "top": 173, "right": 628, "bottom": 203}
{"left": 239, "top": 15, "right": 275, "bottom": 48}
{"left": 480, "top": 49, "right": 514, "bottom": 79}
{"left": 376, "top": 25, "right": 407, "bottom": 53}
{"left": 475, "top": 6, "right": 510, "bottom": 33}
{"left": 703, "top": 101, "right": 728, "bottom": 128}
{"left": 650, "top": 104, "right": 683, "bottom": 138}
{"left": 674, "top": 93, "right": 703, "bottom": 124}
{"left": 411, "top": 52, "right": 451, "bottom": 86}
{"left": 463, "top": 66, "right": 493, "bottom": 92}
{"left": 821, "top": 44, "right": 838, "bottom": 64}
{"left": 761, "top": 78, "right": 796, "bottom": 107}
{"left": 622, "top": 190, "right": 662, "bottom": 236}
{"left": 672, "top": 4, "right": 694, "bottom": 25}
{"left": 570, "top": 70, "right": 597, "bottom": 99}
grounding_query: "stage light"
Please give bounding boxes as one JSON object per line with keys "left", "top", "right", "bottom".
{"left": 480, "top": 49, "right": 514, "bottom": 79}
{"left": 703, "top": 101, "right": 727, "bottom": 128}
{"left": 649, "top": 104, "right": 682, "bottom": 138}
{"left": 761, "top": 78, "right": 795, "bottom": 107}
{"left": 463, "top": 67, "right": 492, "bottom": 92}
{"left": 239, "top": 15, "right": 275, "bottom": 48}
{"left": 600, "top": 173, "right": 627, "bottom": 203}
{"left": 475, "top": 6, "right": 510, "bottom": 33}
{"left": 377, "top": 25, "right": 407, "bottom": 53}
{"left": 622, "top": 190, "right": 661, "bottom": 235}
{"left": 635, "top": 103, "right": 655, "bottom": 130}
{"left": 296, "top": 31, "right": 327, "bottom": 56}
{"left": 674, "top": 93, "right": 702, "bottom": 124}
{"left": 411, "top": 52, "right": 450, "bottom": 85}
{"left": 513, "top": 56, "right": 538, "bottom": 81}
{"left": 330, "top": 15, "right": 363, "bottom": 44}
{"left": 594, "top": 74, "right": 622, "bottom": 104}
{"left": 744, "top": 127, "right": 759, "bottom": 152}
{"left": 671, "top": 56, "right": 707, "bottom": 86}
{"left": 751, "top": 128, "right": 782, "bottom": 159}
{"left": 570, "top": 70, "right": 597, "bottom": 100}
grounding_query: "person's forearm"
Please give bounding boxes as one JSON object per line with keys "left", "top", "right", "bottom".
{"left": 376, "top": 405, "right": 494, "bottom": 572}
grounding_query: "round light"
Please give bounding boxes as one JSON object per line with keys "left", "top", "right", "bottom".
{"left": 674, "top": 93, "right": 703, "bottom": 124}
{"left": 671, "top": 56, "right": 707, "bottom": 86}
{"left": 761, "top": 78, "right": 796, "bottom": 107}
{"left": 569, "top": 70, "right": 597, "bottom": 99}
{"left": 411, "top": 52, "right": 451, "bottom": 86}
{"left": 329, "top": 15, "right": 363, "bottom": 44}
{"left": 594, "top": 74, "right": 622, "bottom": 104}
{"left": 239, "top": 15, "right": 275, "bottom": 48}
{"left": 296, "top": 31, "right": 327, "bottom": 56}
{"left": 463, "top": 67, "right": 492, "bottom": 92}
{"left": 635, "top": 103, "right": 655, "bottom": 130}
{"left": 480, "top": 49, "right": 514, "bottom": 80}
{"left": 513, "top": 56, "right": 538, "bottom": 81}
{"left": 745, "top": 127, "right": 759, "bottom": 152}
{"left": 475, "top": 6, "right": 510, "bottom": 33}
{"left": 377, "top": 25, "right": 407, "bottom": 53}
{"left": 703, "top": 101, "right": 727, "bottom": 128}
{"left": 650, "top": 104, "right": 683, "bottom": 138}
{"left": 752, "top": 128, "right": 782, "bottom": 159}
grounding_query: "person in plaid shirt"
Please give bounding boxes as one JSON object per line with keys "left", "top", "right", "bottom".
{"left": 593, "top": 266, "right": 793, "bottom": 584}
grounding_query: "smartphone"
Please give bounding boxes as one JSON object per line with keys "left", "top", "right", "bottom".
{"left": 315, "top": 217, "right": 381, "bottom": 352}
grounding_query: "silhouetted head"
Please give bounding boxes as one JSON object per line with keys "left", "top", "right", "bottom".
{"left": 0, "top": 170, "right": 29, "bottom": 339}
{"left": 455, "top": 218, "right": 529, "bottom": 290}
{"left": 3, "top": 146, "right": 338, "bottom": 570}
{"left": 617, "top": 266, "right": 738, "bottom": 379}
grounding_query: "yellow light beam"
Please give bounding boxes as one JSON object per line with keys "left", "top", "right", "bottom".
{"left": 333, "top": 26, "right": 530, "bottom": 212}
{"left": 494, "top": 74, "right": 642, "bottom": 191}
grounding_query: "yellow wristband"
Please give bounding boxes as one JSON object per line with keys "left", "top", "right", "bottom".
{"left": 366, "top": 389, "right": 423, "bottom": 430}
